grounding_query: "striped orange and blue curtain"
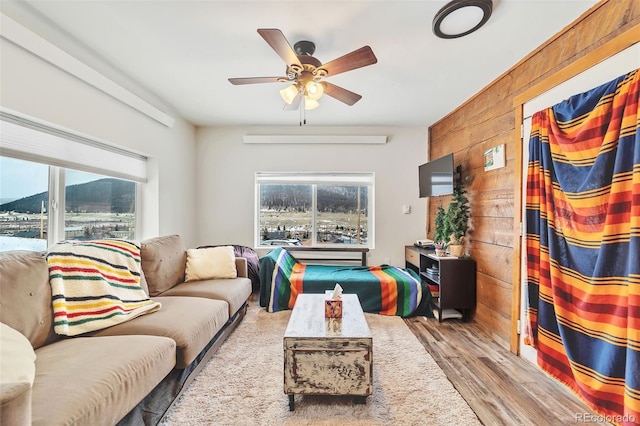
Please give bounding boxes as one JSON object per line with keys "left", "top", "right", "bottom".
{"left": 525, "top": 68, "right": 639, "bottom": 425}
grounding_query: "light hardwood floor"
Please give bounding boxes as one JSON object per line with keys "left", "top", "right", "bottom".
{"left": 404, "top": 316, "right": 608, "bottom": 426}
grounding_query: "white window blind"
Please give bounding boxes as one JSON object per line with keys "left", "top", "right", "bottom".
{"left": 256, "top": 172, "right": 374, "bottom": 186}
{"left": 0, "top": 112, "right": 147, "bottom": 182}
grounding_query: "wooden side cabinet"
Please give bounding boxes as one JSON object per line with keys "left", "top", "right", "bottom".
{"left": 405, "top": 245, "right": 476, "bottom": 322}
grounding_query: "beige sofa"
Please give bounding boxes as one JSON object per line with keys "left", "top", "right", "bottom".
{"left": 0, "top": 235, "right": 253, "bottom": 426}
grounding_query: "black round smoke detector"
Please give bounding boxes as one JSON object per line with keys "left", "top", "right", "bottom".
{"left": 433, "top": 0, "right": 493, "bottom": 39}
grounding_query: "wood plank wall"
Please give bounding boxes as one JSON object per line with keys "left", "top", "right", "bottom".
{"left": 427, "top": 0, "right": 640, "bottom": 350}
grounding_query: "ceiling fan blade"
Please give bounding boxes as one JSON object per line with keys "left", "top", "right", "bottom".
{"left": 257, "top": 29, "right": 302, "bottom": 67}
{"left": 228, "top": 77, "right": 286, "bottom": 85}
{"left": 323, "top": 82, "right": 362, "bottom": 106}
{"left": 321, "top": 46, "right": 377, "bottom": 77}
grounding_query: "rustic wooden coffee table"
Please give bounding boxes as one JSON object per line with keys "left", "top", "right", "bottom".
{"left": 283, "top": 293, "right": 373, "bottom": 411}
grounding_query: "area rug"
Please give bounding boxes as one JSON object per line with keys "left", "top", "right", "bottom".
{"left": 160, "top": 301, "right": 480, "bottom": 425}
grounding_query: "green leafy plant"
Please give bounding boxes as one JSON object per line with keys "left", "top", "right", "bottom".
{"left": 433, "top": 203, "right": 451, "bottom": 244}
{"left": 445, "top": 182, "right": 470, "bottom": 245}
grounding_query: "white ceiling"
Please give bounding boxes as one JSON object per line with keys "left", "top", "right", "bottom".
{"left": 2, "top": 0, "right": 598, "bottom": 127}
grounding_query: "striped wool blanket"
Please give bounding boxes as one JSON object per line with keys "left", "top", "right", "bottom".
{"left": 47, "top": 239, "right": 161, "bottom": 336}
{"left": 525, "top": 68, "right": 640, "bottom": 424}
{"left": 260, "top": 247, "right": 427, "bottom": 317}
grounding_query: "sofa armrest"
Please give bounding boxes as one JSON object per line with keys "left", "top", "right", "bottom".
{"left": 235, "top": 257, "right": 248, "bottom": 279}
{"left": 1, "top": 323, "right": 36, "bottom": 426}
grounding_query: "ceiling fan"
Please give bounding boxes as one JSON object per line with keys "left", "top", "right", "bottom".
{"left": 228, "top": 29, "right": 377, "bottom": 115}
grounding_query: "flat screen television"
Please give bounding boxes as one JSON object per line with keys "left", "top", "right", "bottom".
{"left": 419, "top": 153, "right": 455, "bottom": 197}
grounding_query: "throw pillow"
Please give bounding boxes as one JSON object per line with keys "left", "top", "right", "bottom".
{"left": 185, "top": 246, "right": 237, "bottom": 281}
{"left": 0, "top": 323, "right": 36, "bottom": 386}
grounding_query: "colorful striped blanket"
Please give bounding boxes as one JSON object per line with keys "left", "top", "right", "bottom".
{"left": 259, "top": 248, "right": 428, "bottom": 317}
{"left": 525, "top": 68, "right": 640, "bottom": 424}
{"left": 47, "top": 239, "right": 161, "bottom": 336}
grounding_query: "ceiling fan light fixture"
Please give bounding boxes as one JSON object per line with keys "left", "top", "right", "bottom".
{"left": 433, "top": 0, "right": 492, "bottom": 39}
{"left": 280, "top": 84, "right": 300, "bottom": 104}
{"left": 304, "top": 97, "right": 320, "bottom": 111}
{"left": 305, "top": 80, "right": 324, "bottom": 101}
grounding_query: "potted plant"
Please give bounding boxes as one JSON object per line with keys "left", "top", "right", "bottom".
{"left": 444, "top": 181, "right": 470, "bottom": 257}
{"left": 433, "top": 203, "right": 451, "bottom": 247}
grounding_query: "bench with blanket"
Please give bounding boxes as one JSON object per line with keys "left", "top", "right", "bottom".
{"left": 259, "top": 247, "right": 432, "bottom": 317}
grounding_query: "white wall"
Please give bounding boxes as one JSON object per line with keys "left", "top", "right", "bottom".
{"left": 195, "top": 126, "right": 428, "bottom": 266}
{"left": 0, "top": 9, "right": 430, "bottom": 257}
{"left": 0, "top": 38, "right": 198, "bottom": 246}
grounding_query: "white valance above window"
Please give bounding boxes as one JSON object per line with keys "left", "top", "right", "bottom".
{"left": 0, "top": 111, "right": 147, "bottom": 182}
{"left": 256, "top": 172, "right": 374, "bottom": 186}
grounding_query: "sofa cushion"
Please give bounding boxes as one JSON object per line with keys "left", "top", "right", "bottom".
{"left": 159, "top": 277, "right": 252, "bottom": 318}
{"left": 0, "top": 251, "right": 59, "bottom": 349}
{"left": 89, "top": 296, "right": 229, "bottom": 368}
{"left": 141, "top": 235, "right": 187, "bottom": 296}
{"left": 185, "top": 246, "right": 237, "bottom": 281}
{"left": 235, "top": 257, "right": 248, "bottom": 279}
{"left": 139, "top": 268, "right": 150, "bottom": 295}
{"left": 31, "top": 335, "right": 175, "bottom": 426}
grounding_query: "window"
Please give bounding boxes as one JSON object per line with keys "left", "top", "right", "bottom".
{"left": 0, "top": 157, "right": 49, "bottom": 251}
{"left": 0, "top": 157, "right": 138, "bottom": 251}
{"left": 256, "top": 172, "right": 374, "bottom": 248}
{"left": 64, "top": 169, "right": 136, "bottom": 241}
{"left": 0, "top": 113, "right": 145, "bottom": 252}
